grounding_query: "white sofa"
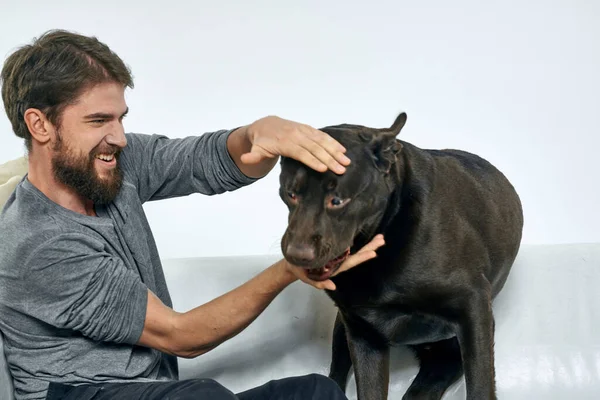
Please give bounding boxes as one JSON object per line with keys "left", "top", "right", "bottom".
{"left": 2, "top": 157, "right": 600, "bottom": 399}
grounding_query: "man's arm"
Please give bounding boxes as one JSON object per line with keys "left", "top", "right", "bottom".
{"left": 121, "top": 130, "right": 257, "bottom": 203}
{"left": 120, "top": 116, "right": 350, "bottom": 203}
{"left": 137, "top": 259, "right": 297, "bottom": 358}
{"left": 136, "top": 234, "right": 385, "bottom": 358}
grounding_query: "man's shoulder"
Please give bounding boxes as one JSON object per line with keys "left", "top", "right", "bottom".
{"left": 0, "top": 178, "right": 61, "bottom": 238}
{"left": 0, "top": 180, "right": 105, "bottom": 273}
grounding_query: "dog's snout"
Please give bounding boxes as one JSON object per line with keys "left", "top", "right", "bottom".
{"left": 285, "top": 243, "right": 316, "bottom": 265}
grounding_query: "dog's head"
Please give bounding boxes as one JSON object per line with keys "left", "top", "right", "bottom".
{"left": 279, "top": 112, "right": 407, "bottom": 281}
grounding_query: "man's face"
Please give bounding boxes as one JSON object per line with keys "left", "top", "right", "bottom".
{"left": 50, "top": 82, "right": 129, "bottom": 205}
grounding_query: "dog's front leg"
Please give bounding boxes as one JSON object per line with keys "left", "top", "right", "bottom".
{"left": 346, "top": 325, "right": 390, "bottom": 400}
{"left": 329, "top": 311, "right": 353, "bottom": 391}
{"left": 457, "top": 288, "right": 497, "bottom": 400}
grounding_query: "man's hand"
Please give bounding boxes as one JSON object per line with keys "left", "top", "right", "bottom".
{"left": 227, "top": 116, "right": 351, "bottom": 178}
{"left": 284, "top": 234, "right": 386, "bottom": 291}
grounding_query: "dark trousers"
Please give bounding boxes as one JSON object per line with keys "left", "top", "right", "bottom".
{"left": 45, "top": 373, "right": 348, "bottom": 400}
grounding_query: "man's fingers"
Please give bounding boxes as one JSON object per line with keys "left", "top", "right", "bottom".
{"left": 240, "top": 144, "right": 277, "bottom": 165}
{"left": 358, "top": 234, "right": 386, "bottom": 253}
{"left": 293, "top": 134, "right": 347, "bottom": 175}
{"left": 323, "top": 280, "right": 336, "bottom": 291}
{"left": 334, "top": 250, "right": 378, "bottom": 275}
{"left": 314, "top": 279, "right": 336, "bottom": 291}
{"left": 240, "top": 151, "right": 262, "bottom": 165}
{"left": 247, "top": 118, "right": 350, "bottom": 174}
{"left": 296, "top": 272, "right": 336, "bottom": 291}
{"left": 246, "top": 116, "right": 351, "bottom": 174}
{"left": 288, "top": 235, "right": 386, "bottom": 288}
{"left": 286, "top": 145, "right": 329, "bottom": 172}
{"left": 302, "top": 127, "right": 351, "bottom": 170}
{"left": 332, "top": 234, "right": 386, "bottom": 276}
{"left": 304, "top": 125, "right": 347, "bottom": 155}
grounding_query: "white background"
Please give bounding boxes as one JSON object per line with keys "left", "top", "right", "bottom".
{"left": 1, "top": 0, "right": 598, "bottom": 259}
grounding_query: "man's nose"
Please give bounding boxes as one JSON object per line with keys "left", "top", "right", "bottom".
{"left": 286, "top": 243, "right": 316, "bottom": 265}
{"left": 106, "top": 126, "right": 127, "bottom": 148}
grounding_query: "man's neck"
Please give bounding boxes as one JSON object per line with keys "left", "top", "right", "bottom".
{"left": 27, "top": 156, "right": 97, "bottom": 217}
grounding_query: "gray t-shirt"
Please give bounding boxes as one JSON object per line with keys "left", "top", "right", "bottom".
{"left": 0, "top": 129, "right": 257, "bottom": 399}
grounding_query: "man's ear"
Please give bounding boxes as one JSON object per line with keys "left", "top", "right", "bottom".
{"left": 23, "top": 108, "right": 53, "bottom": 145}
{"left": 370, "top": 111, "right": 407, "bottom": 173}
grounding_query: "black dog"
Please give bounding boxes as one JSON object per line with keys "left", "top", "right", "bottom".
{"left": 278, "top": 112, "right": 523, "bottom": 400}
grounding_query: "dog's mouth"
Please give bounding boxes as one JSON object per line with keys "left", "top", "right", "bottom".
{"left": 303, "top": 248, "right": 351, "bottom": 281}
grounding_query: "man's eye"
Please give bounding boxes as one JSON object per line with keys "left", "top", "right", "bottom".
{"left": 91, "top": 119, "right": 106, "bottom": 124}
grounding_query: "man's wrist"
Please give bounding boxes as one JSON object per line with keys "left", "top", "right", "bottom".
{"left": 272, "top": 259, "right": 298, "bottom": 288}
{"left": 226, "top": 125, "right": 277, "bottom": 179}
{"left": 226, "top": 125, "right": 251, "bottom": 171}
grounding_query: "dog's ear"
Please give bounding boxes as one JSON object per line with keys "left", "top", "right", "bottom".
{"left": 387, "top": 111, "right": 407, "bottom": 137}
{"left": 368, "top": 112, "right": 407, "bottom": 173}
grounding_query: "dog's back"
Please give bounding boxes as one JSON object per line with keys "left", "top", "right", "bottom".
{"left": 412, "top": 144, "right": 524, "bottom": 295}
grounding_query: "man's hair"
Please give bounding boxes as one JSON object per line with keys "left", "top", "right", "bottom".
{"left": 1, "top": 29, "right": 134, "bottom": 151}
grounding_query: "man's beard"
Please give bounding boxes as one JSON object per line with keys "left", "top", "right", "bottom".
{"left": 51, "top": 133, "right": 123, "bottom": 205}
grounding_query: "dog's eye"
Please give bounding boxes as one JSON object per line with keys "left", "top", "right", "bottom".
{"left": 328, "top": 197, "right": 349, "bottom": 209}
{"left": 287, "top": 192, "right": 297, "bottom": 201}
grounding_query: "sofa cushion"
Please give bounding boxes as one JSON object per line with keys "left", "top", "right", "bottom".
{"left": 161, "top": 244, "right": 600, "bottom": 399}
{"left": 0, "top": 156, "right": 27, "bottom": 212}
{"left": 0, "top": 156, "right": 25, "bottom": 400}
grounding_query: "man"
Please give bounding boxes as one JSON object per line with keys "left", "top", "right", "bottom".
{"left": 0, "top": 30, "right": 384, "bottom": 400}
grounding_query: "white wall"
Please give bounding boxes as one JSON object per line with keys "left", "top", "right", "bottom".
{"left": 1, "top": 0, "right": 598, "bottom": 259}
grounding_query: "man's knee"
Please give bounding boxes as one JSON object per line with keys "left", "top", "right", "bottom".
{"left": 302, "top": 373, "right": 346, "bottom": 398}
{"left": 170, "top": 378, "right": 238, "bottom": 400}
{"left": 236, "top": 373, "right": 347, "bottom": 400}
